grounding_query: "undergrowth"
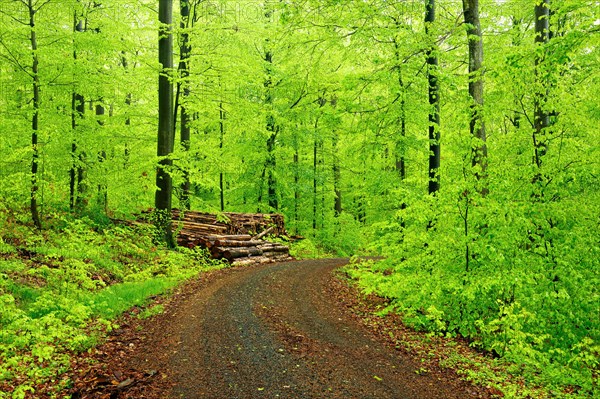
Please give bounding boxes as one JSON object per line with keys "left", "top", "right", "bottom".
{"left": 0, "top": 210, "right": 225, "bottom": 399}
{"left": 344, "top": 191, "right": 599, "bottom": 399}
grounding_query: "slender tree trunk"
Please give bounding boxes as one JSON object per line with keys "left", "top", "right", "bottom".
{"left": 124, "top": 91, "right": 132, "bottom": 167}
{"left": 426, "top": 0, "right": 441, "bottom": 195}
{"left": 393, "top": 34, "right": 408, "bottom": 224}
{"left": 264, "top": 48, "right": 278, "bottom": 211}
{"left": 219, "top": 101, "right": 226, "bottom": 212}
{"left": 70, "top": 14, "right": 86, "bottom": 211}
{"left": 293, "top": 147, "right": 299, "bottom": 233}
{"left": 120, "top": 52, "right": 132, "bottom": 168}
{"left": 463, "top": 0, "right": 488, "bottom": 195}
{"left": 28, "top": 0, "right": 41, "bottom": 229}
{"left": 313, "top": 135, "right": 318, "bottom": 231}
{"left": 266, "top": 127, "right": 278, "bottom": 210}
{"left": 333, "top": 131, "right": 342, "bottom": 216}
{"left": 179, "top": 0, "right": 192, "bottom": 209}
{"left": 511, "top": 17, "right": 522, "bottom": 129}
{"left": 155, "top": 0, "right": 175, "bottom": 246}
{"left": 96, "top": 103, "right": 108, "bottom": 210}
{"left": 533, "top": 0, "right": 550, "bottom": 169}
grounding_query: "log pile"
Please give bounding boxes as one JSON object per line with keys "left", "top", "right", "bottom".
{"left": 172, "top": 210, "right": 292, "bottom": 266}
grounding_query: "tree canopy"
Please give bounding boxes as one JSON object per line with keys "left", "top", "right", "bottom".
{"left": 0, "top": 0, "right": 598, "bottom": 396}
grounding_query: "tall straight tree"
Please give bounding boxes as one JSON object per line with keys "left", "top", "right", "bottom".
{"left": 533, "top": 0, "right": 550, "bottom": 169}
{"left": 462, "top": 0, "right": 488, "bottom": 195}
{"left": 155, "top": 0, "right": 175, "bottom": 246}
{"left": 27, "top": 0, "right": 42, "bottom": 229}
{"left": 177, "top": 0, "right": 192, "bottom": 210}
{"left": 264, "top": 45, "right": 278, "bottom": 211}
{"left": 263, "top": 5, "right": 278, "bottom": 211}
{"left": 425, "top": 0, "right": 440, "bottom": 195}
{"left": 70, "top": 10, "right": 86, "bottom": 211}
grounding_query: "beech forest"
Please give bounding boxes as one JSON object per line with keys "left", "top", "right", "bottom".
{"left": 0, "top": 0, "right": 598, "bottom": 398}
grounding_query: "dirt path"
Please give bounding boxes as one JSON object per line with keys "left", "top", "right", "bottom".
{"left": 70, "top": 259, "right": 492, "bottom": 399}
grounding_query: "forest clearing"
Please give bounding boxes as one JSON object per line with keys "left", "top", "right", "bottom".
{"left": 0, "top": 0, "right": 598, "bottom": 398}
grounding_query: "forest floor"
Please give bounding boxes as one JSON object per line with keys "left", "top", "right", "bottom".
{"left": 67, "top": 259, "right": 502, "bottom": 399}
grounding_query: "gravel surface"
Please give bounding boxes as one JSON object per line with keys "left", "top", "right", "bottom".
{"left": 69, "top": 259, "right": 494, "bottom": 399}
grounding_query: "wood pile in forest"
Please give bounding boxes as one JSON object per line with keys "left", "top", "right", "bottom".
{"left": 172, "top": 210, "right": 292, "bottom": 266}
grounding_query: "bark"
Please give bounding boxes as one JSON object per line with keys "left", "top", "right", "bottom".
{"left": 96, "top": 103, "right": 108, "bottom": 210}
{"left": 425, "top": 0, "right": 441, "bottom": 195}
{"left": 511, "top": 17, "right": 522, "bottom": 129}
{"left": 219, "top": 100, "right": 225, "bottom": 212}
{"left": 213, "top": 239, "right": 266, "bottom": 248}
{"left": 462, "top": 0, "right": 488, "bottom": 195}
{"left": 393, "top": 33, "right": 408, "bottom": 221}
{"left": 70, "top": 14, "right": 86, "bottom": 211}
{"left": 179, "top": 0, "right": 192, "bottom": 209}
{"left": 252, "top": 226, "right": 274, "bottom": 240}
{"left": 220, "top": 247, "right": 263, "bottom": 260}
{"left": 264, "top": 48, "right": 278, "bottom": 211}
{"left": 293, "top": 146, "right": 299, "bottom": 232}
{"left": 333, "top": 131, "right": 342, "bottom": 216}
{"left": 533, "top": 0, "right": 550, "bottom": 169}
{"left": 28, "top": 0, "right": 41, "bottom": 229}
{"left": 120, "top": 53, "right": 132, "bottom": 168}
{"left": 155, "top": 0, "right": 175, "bottom": 246}
{"left": 313, "top": 135, "right": 318, "bottom": 231}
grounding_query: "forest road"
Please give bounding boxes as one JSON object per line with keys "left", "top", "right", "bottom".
{"left": 124, "top": 259, "right": 476, "bottom": 399}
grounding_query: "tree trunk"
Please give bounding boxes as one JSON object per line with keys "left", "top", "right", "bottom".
{"left": 28, "top": 0, "right": 41, "bottom": 229}
{"left": 155, "top": 0, "right": 175, "bottom": 246}
{"left": 264, "top": 48, "right": 278, "bottom": 211}
{"left": 511, "top": 17, "right": 522, "bottom": 129}
{"left": 313, "top": 133, "right": 318, "bottom": 231}
{"left": 179, "top": 0, "right": 192, "bottom": 210}
{"left": 96, "top": 103, "right": 108, "bottom": 210}
{"left": 293, "top": 143, "right": 299, "bottom": 234}
{"left": 219, "top": 100, "right": 226, "bottom": 212}
{"left": 70, "top": 14, "right": 86, "bottom": 211}
{"left": 120, "top": 52, "right": 132, "bottom": 168}
{"left": 533, "top": 0, "right": 550, "bottom": 169}
{"left": 333, "top": 131, "right": 342, "bottom": 216}
{"left": 393, "top": 33, "right": 408, "bottom": 222}
{"left": 462, "top": 0, "right": 488, "bottom": 195}
{"left": 425, "top": 0, "right": 441, "bottom": 195}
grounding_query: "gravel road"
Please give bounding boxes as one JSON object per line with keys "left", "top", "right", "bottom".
{"left": 133, "top": 259, "right": 474, "bottom": 399}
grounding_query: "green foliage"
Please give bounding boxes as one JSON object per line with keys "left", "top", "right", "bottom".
{"left": 316, "top": 213, "right": 367, "bottom": 257}
{"left": 347, "top": 188, "right": 600, "bottom": 397}
{"left": 0, "top": 0, "right": 598, "bottom": 396}
{"left": 138, "top": 304, "right": 165, "bottom": 320}
{"left": 0, "top": 215, "right": 220, "bottom": 397}
{"left": 289, "top": 238, "right": 329, "bottom": 259}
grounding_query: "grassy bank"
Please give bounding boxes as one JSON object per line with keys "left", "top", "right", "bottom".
{"left": 0, "top": 210, "right": 225, "bottom": 398}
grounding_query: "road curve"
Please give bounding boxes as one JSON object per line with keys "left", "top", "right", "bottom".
{"left": 152, "top": 259, "right": 470, "bottom": 399}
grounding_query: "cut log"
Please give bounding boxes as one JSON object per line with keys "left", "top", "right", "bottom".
{"left": 214, "top": 239, "right": 265, "bottom": 248}
{"left": 207, "top": 234, "right": 252, "bottom": 241}
{"left": 232, "top": 256, "right": 271, "bottom": 266}
{"left": 252, "top": 226, "right": 275, "bottom": 240}
{"left": 219, "top": 247, "right": 263, "bottom": 259}
{"left": 257, "top": 244, "right": 289, "bottom": 253}
{"left": 174, "top": 221, "right": 227, "bottom": 232}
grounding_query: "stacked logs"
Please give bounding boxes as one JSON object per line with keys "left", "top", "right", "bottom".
{"left": 172, "top": 210, "right": 292, "bottom": 266}
{"left": 172, "top": 210, "right": 286, "bottom": 236}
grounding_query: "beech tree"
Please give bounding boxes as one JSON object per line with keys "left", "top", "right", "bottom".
{"left": 176, "top": 0, "right": 192, "bottom": 210}
{"left": 155, "top": 0, "right": 175, "bottom": 246}
{"left": 70, "top": 8, "right": 86, "bottom": 211}
{"left": 425, "top": 0, "right": 440, "bottom": 196}
{"left": 533, "top": 0, "right": 550, "bottom": 170}
{"left": 27, "top": 0, "right": 42, "bottom": 229}
{"left": 462, "top": 0, "right": 487, "bottom": 195}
